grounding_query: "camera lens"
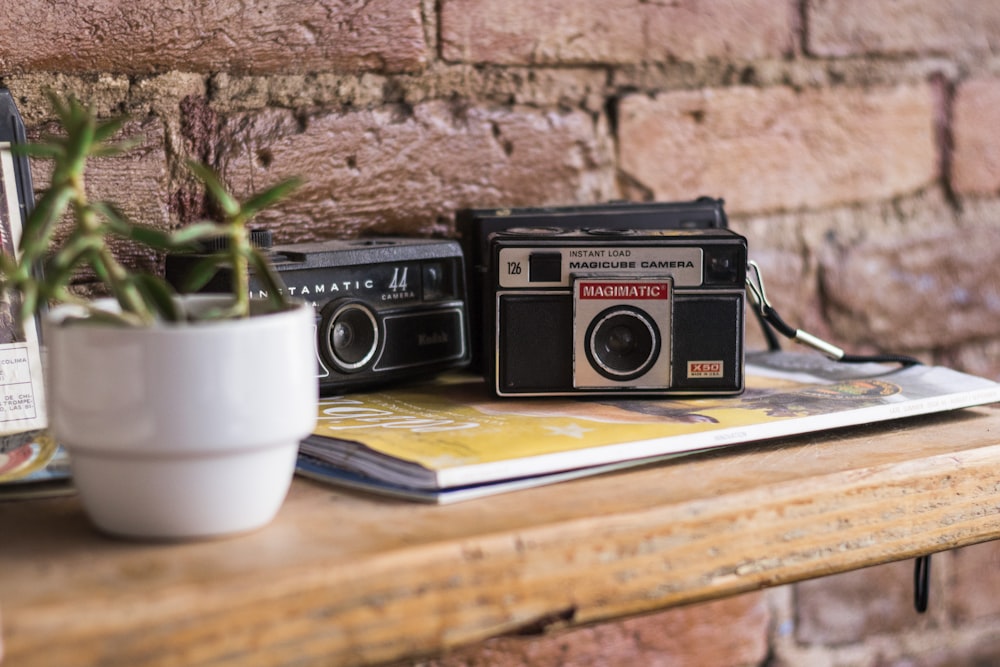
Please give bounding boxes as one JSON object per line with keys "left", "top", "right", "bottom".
{"left": 585, "top": 307, "right": 660, "bottom": 381}
{"left": 322, "top": 301, "right": 379, "bottom": 372}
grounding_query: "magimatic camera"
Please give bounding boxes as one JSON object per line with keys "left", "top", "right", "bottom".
{"left": 166, "top": 236, "right": 470, "bottom": 394}
{"left": 485, "top": 227, "right": 747, "bottom": 397}
{"left": 457, "top": 197, "right": 730, "bottom": 370}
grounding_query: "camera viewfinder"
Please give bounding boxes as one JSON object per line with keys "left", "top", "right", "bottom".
{"left": 422, "top": 261, "right": 453, "bottom": 300}
{"left": 529, "top": 252, "right": 562, "bottom": 282}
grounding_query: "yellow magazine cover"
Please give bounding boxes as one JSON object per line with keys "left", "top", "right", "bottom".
{"left": 298, "top": 351, "right": 1000, "bottom": 502}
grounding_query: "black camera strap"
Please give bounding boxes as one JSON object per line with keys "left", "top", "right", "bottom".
{"left": 745, "top": 260, "right": 930, "bottom": 613}
{"left": 745, "top": 261, "right": 922, "bottom": 367}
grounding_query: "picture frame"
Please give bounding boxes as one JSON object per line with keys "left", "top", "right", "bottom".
{"left": 0, "top": 88, "right": 48, "bottom": 452}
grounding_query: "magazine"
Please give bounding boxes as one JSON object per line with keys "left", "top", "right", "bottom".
{"left": 0, "top": 433, "right": 73, "bottom": 499}
{"left": 297, "top": 351, "right": 1000, "bottom": 503}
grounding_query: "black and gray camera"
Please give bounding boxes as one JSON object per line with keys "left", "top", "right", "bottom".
{"left": 457, "top": 197, "right": 730, "bottom": 369}
{"left": 166, "top": 236, "right": 470, "bottom": 394}
{"left": 485, "top": 227, "right": 747, "bottom": 397}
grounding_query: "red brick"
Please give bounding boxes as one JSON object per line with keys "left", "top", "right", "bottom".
{"left": 795, "top": 560, "right": 928, "bottom": 645}
{"left": 819, "top": 225, "right": 1000, "bottom": 350}
{"left": 213, "top": 103, "right": 617, "bottom": 240}
{"left": 951, "top": 78, "right": 1000, "bottom": 196}
{"left": 0, "top": 0, "right": 426, "bottom": 75}
{"left": 644, "top": 0, "right": 794, "bottom": 62}
{"left": 3, "top": 76, "right": 132, "bottom": 126}
{"left": 27, "top": 118, "right": 169, "bottom": 278}
{"left": 937, "top": 340, "right": 1000, "bottom": 382}
{"left": 416, "top": 592, "right": 770, "bottom": 667}
{"left": 808, "top": 0, "right": 1000, "bottom": 57}
{"left": 735, "top": 243, "right": 833, "bottom": 354}
{"left": 440, "top": 0, "right": 792, "bottom": 65}
{"left": 949, "top": 542, "right": 1000, "bottom": 623}
{"left": 618, "top": 84, "right": 937, "bottom": 215}
{"left": 918, "top": 636, "right": 1000, "bottom": 667}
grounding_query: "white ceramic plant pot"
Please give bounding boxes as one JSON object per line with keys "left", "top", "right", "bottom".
{"left": 44, "top": 297, "right": 318, "bottom": 540}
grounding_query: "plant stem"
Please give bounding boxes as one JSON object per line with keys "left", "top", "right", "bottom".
{"left": 229, "top": 219, "right": 250, "bottom": 318}
{"left": 72, "top": 171, "right": 155, "bottom": 326}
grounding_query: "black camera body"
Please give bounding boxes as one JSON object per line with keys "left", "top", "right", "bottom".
{"left": 457, "top": 197, "right": 730, "bottom": 370}
{"left": 485, "top": 227, "right": 747, "bottom": 397}
{"left": 166, "top": 237, "right": 470, "bottom": 394}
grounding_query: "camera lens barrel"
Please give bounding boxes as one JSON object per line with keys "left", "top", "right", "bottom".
{"left": 321, "top": 301, "right": 380, "bottom": 372}
{"left": 585, "top": 306, "right": 660, "bottom": 381}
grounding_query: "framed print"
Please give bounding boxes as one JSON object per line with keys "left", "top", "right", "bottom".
{"left": 0, "top": 88, "right": 47, "bottom": 452}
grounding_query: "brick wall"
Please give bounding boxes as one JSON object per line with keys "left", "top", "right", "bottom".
{"left": 4, "top": 1, "right": 1000, "bottom": 665}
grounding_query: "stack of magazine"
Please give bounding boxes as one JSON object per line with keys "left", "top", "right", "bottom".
{"left": 297, "top": 350, "right": 1000, "bottom": 503}
{"left": 0, "top": 433, "right": 73, "bottom": 500}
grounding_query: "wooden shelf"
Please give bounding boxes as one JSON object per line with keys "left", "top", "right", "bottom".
{"left": 4, "top": 405, "right": 1000, "bottom": 666}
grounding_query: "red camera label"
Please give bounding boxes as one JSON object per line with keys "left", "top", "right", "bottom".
{"left": 578, "top": 281, "right": 670, "bottom": 299}
{"left": 687, "top": 361, "right": 724, "bottom": 378}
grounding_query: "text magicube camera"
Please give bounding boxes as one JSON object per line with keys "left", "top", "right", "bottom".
{"left": 486, "top": 228, "right": 747, "bottom": 397}
{"left": 166, "top": 236, "right": 469, "bottom": 394}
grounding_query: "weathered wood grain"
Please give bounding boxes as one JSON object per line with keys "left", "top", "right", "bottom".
{"left": 3, "top": 406, "right": 1000, "bottom": 666}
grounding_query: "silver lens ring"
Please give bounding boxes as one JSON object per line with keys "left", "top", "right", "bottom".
{"left": 324, "top": 301, "right": 379, "bottom": 372}
{"left": 585, "top": 306, "right": 660, "bottom": 381}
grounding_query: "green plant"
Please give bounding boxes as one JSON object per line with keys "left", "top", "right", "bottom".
{"left": 1, "top": 93, "right": 301, "bottom": 327}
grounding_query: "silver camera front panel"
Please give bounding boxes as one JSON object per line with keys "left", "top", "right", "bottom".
{"left": 497, "top": 246, "right": 703, "bottom": 288}
{"left": 572, "top": 276, "right": 673, "bottom": 389}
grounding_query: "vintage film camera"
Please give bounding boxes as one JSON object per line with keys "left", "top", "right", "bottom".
{"left": 484, "top": 226, "right": 747, "bottom": 397}
{"left": 166, "top": 235, "right": 470, "bottom": 394}
{"left": 457, "top": 197, "right": 730, "bottom": 369}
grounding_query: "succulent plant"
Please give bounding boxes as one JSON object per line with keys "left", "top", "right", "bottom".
{"left": 1, "top": 92, "right": 300, "bottom": 327}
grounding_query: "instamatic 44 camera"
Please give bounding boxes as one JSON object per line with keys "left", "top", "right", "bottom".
{"left": 166, "top": 236, "right": 470, "bottom": 394}
{"left": 486, "top": 227, "right": 747, "bottom": 397}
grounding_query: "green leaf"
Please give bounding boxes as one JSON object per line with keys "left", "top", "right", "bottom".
{"left": 186, "top": 161, "right": 239, "bottom": 218}
{"left": 91, "top": 115, "right": 129, "bottom": 144}
{"left": 63, "top": 106, "right": 96, "bottom": 166}
{"left": 239, "top": 177, "right": 303, "bottom": 218}
{"left": 39, "top": 262, "right": 79, "bottom": 296}
{"left": 132, "top": 275, "right": 181, "bottom": 321}
{"left": 247, "top": 250, "right": 290, "bottom": 310}
{"left": 92, "top": 203, "right": 209, "bottom": 253}
{"left": 7, "top": 143, "right": 64, "bottom": 159}
{"left": 44, "top": 91, "right": 72, "bottom": 126}
{"left": 19, "top": 186, "right": 75, "bottom": 259}
{"left": 90, "top": 262, "right": 113, "bottom": 289}
{"left": 0, "top": 254, "right": 17, "bottom": 277}
{"left": 128, "top": 225, "right": 179, "bottom": 251}
{"left": 177, "top": 254, "right": 226, "bottom": 293}
{"left": 44, "top": 235, "right": 95, "bottom": 282}
{"left": 169, "top": 222, "right": 227, "bottom": 247}
{"left": 0, "top": 92, "right": 304, "bottom": 326}
{"left": 17, "top": 283, "right": 39, "bottom": 326}
{"left": 90, "top": 140, "right": 143, "bottom": 159}
{"left": 90, "top": 200, "right": 131, "bottom": 231}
